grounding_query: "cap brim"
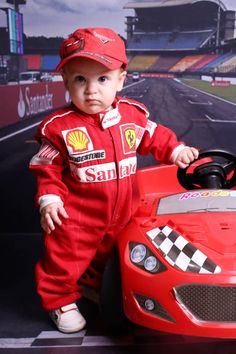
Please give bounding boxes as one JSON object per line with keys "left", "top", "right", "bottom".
{"left": 56, "top": 52, "right": 126, "bottom": 72}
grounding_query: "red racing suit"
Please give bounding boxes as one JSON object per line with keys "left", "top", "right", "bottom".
{"left": 29, "top": 96, "right": 185, "bottom": 311}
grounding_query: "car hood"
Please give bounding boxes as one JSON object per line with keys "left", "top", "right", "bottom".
{"left": 170, "top": 212, "right": 236, "bottom": 255}
{"left": 155, "top": 189, "right": 236, "bottom": 254}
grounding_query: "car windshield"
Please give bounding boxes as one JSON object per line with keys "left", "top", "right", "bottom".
{"left": 157, "top": 189, "right": 236, "bottom": 215}
{"left": 20, "top": 74, "right": 31, "bottom": 80}
{"left": 19, "top": 72, "right": 40, "bottom": 81}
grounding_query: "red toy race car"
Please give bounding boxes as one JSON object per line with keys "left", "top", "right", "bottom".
{"left": 101, "top": 149, "right": 236, "bottom": 338}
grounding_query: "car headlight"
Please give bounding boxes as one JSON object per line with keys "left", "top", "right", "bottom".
{"left": 144, "top": 256, "right": 158, "bottom": 272}
{"left": 129, "top": 242, "right": 167, "bottom": 274}
{"left": 130, "top": 244, "right": 146, "bottom": 263}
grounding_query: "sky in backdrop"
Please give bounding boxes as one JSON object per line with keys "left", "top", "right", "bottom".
{"left": 1, "top": 0, "right": 236, "bottom": 38}
{"left": 20, "top": 0, "right": 133, "bottom": 38}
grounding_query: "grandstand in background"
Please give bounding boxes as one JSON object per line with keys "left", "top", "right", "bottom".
{"left": 124, "top": 0, "right": 236, "bottom": 77}
{"left": 0, "top": 0, "right": 236, "bottom": 82}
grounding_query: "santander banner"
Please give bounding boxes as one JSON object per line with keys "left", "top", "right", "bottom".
{"left": 0, "top": 81, "right": 70, "bottom": 129}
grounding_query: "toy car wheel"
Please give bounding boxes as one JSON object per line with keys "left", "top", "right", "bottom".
{"left": 100, "top": 248, "right": 131, "bottom": 332}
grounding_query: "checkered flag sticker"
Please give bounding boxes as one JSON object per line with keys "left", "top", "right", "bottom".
{"left": 146, "top": 225, "right": 221, "bottom": 274}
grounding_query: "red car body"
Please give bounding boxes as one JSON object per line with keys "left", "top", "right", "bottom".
{"left": 118, "top": 163, "right": 236, "bottom": 338}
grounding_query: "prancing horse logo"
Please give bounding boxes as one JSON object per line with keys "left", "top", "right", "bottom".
{"left": 125, "top": 129, "right": 136, "bottom": 149}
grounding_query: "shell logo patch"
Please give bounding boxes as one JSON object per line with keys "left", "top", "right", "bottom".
{"left": 67, "top": 130, "right": 89, "bottom": 152}
{"left": 62, "top": 127, "right": 93, "bottom": 155}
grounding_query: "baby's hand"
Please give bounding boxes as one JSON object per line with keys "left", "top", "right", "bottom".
{"left": 40, "top": 202, "right": 69, "bottom": 234}
{"left": 175, "top": 147, "right": 199, "bottom": 169}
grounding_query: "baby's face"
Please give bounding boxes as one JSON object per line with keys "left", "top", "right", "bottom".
{"left": 62, "top": 57, "right": 126, "bottom": 115}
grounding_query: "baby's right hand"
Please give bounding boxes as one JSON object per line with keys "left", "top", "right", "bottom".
{"left": 40, "top": 202, "right": 69, "bottom": 234}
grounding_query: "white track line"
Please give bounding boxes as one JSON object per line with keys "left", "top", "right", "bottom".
{"left": 176, "top": 78, "right": 236, "bottom": 106}
{"left": 0, "top": 121, "right": 40, "bottom": 142}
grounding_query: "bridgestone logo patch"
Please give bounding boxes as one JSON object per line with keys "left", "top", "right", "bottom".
{"left": 70, "top": 150, "right": 106, "bottom": 163}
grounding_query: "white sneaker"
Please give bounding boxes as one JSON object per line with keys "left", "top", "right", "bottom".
{"left": 49, "top": 303, "right": 86, "bottom": 333}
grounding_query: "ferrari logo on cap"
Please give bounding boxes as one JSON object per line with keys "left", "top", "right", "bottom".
{"left": 125, "top": 129, "right": 136, "bottom": 150}
{"left": 63, "top": 36, "right": 85, "bottom": 58}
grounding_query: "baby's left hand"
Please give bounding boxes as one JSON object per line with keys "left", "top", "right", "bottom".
{"left": 175, "top": 147, "right": 199, "bottom": 169}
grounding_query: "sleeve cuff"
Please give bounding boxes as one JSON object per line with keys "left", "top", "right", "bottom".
{"left": 38, "top": 194, "right": 63, "bottom": 212}
{"left": 170, "top": 144, "right": 186, "bottom": 163}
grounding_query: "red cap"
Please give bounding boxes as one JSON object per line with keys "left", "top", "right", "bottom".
{"left": 56, "top": 27, "right": 128, "bottom": 72}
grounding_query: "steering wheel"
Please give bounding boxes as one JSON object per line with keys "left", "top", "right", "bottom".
{"left": 177, "top": 149, "right": 236, "bottom": 190}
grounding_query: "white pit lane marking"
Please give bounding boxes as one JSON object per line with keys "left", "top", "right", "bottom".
{"left": 188, "top": 100, "right": 213, "bottom": 105}
{"left": 205, "top": 114, "right": 236, "bottom": 124}
{"left": 180, "top": 94, "right": 198, "bottom": 98}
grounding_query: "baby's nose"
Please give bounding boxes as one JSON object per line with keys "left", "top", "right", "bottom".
{"left": 86, "top": 81, "right": 97, "bottom": 93}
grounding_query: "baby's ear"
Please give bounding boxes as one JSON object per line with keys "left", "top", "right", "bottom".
{"left": 117, "top": 70, "right": 127, "bottom": 92}
{"left": 61, "top": 70, "right": 69, "bottom": 90}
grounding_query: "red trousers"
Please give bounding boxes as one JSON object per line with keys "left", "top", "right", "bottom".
{"left": 35, "top": 219, "right": 127, "bottom": 311}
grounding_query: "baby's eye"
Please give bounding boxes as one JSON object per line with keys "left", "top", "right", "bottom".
{"left": 75, "top": 75, "right": 85, "bottom": 82}
{"left": 98, "top": 76, "right": 108, "bottom": 83}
